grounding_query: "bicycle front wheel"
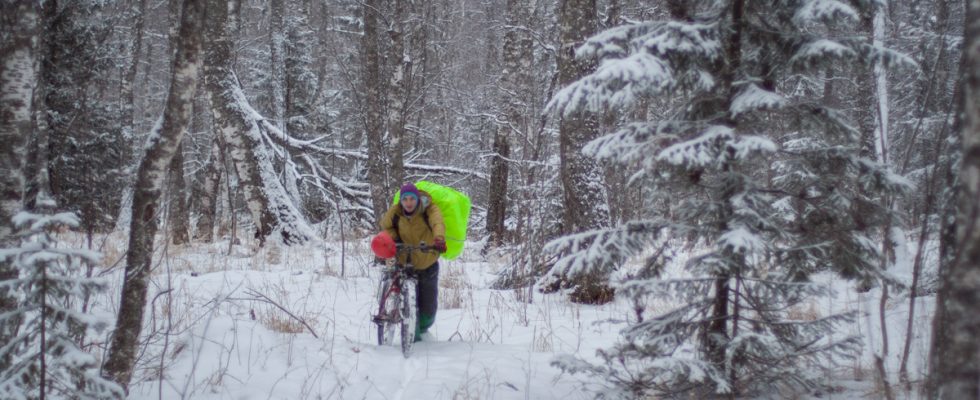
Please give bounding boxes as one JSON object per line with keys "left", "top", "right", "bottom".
{"left": 400, "top": 278, "right": 418, "bottom": 357}
{"left": 376, "top": 278, "right": 398, "bottom": 346}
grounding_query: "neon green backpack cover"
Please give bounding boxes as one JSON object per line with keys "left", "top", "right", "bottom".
{"left": 392, "top": 181, "right": 472, "bottom": 260}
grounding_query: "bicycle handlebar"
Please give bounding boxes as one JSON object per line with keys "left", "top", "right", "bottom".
{"left": 394, "top": 243, "right": 439, "bottom": 253}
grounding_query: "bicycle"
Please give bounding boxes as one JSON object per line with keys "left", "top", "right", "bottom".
{"left": 372, "top": 243, "right": 436, "bottom": 357}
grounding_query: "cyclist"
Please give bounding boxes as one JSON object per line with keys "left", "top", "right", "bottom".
{"left": 379, "top": 183, "right": 447, "bottom": 341}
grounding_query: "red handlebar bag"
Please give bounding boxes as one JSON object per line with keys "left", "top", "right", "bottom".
{"left": 371, "top": 231, "right": 397, "bottom": 259}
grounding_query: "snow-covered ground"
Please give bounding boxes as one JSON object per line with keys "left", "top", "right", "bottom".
{"left": 78, "top": 234, "right": 936, "bottom": 399}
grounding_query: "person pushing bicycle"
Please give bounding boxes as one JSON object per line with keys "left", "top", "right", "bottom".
{"left": 377, "top": 183, "right": 447, "bottom": 341}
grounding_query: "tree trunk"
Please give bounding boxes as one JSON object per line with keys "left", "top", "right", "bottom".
{"left": 167, "top": 144, "right": 190, "bottom": 245}
{"left": 487, "top": 0, "right": 531, "bottom": 247}
{"left": 204, "top": 0, "right": 311, "bottom": 246}
{"left": 0, "top": 0, "right": 37, "bottom": 372}
{"left": 387, "top": 0, "right": 411, "bottom": 188}
{"left": 194, "top": 136, "right": 222, "bottom": 242}
{"left": 933, "top": 1, "right": 980, "bottom": 397}
{"left": 555, "top": 0, "right": 613, "bottom": 304}
{"left": 101, "top": 0, "right": 205, "bottom": 391}
{"left": 361, "top": 0, "right": 390, "bottom": 222}
{"left": 24, "top": 0, "right": 56, "bottom": 212}
{"left": 269, "top": 0, "right": 286, "bottom": 135}
{"left": 121, "top": 0, "right": 147, "bottom": 139}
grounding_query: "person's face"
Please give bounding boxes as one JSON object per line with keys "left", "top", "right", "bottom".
{"left": 401, "top": 194, "right": 418, "bottom": 213}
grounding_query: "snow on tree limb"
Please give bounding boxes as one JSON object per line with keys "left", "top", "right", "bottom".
{"left": 730, "top": 84, "right": 788, "bottom": 116}
{"left": 657, "top": 126, "right": 777, "bottom": 168}
{"left": 792, "top": 0, "right": 859, "bottom": 26}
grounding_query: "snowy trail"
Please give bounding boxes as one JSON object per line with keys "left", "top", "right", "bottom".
{"left": 122, "top": 245, "right": 605, "bottom": 399}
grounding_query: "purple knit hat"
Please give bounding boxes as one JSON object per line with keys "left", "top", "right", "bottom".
{"left": 399, "top": 183, "right": 420, "bottom": 202}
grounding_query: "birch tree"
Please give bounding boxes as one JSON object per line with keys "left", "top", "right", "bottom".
{"left": 0, "top": 0, "right": 37, "bottom": 372}
{"left": 204, "top": 0, "right": 313, "bottom": 246}
{"left": 101, "top": 0, "right": 205, "bottom": 390}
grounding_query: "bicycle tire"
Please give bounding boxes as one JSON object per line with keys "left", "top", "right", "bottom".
{"left": 376, "top": 278, "right": 398, "bottom": 346}
{"left": 400, "top": 278, "right": 418, "bottom": 357}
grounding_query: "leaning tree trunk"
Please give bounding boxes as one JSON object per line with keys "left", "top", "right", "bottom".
{"left": 0, "top": 0, "right": 37, "bottom": 372}
{"left": 554, "top": 0, "right": 614, "bottom": 304}
{"left": 205, "top": 0, "right": 311, "bottom": 246}
{"left": 933, "top": 1, "right": 980, "bottom": 397}
{"left": 101, "top": 0, "right": 205, "bottom": 392}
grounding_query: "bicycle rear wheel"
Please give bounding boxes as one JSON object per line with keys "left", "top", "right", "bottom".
{"left": 399, "top": 278, "right": 418, "bottom": 357}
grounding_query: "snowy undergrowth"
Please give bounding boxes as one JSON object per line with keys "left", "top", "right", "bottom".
{"left": 61, "top": 232, "right": 937, "bottom": 399}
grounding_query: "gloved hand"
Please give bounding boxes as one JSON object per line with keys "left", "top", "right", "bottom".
{"left": 431, "top": 236, "right": 447, "bottom": 253}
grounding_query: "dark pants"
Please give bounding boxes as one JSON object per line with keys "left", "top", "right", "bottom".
{"left": 415, "top": 262, "right": 439, "bottom": 333}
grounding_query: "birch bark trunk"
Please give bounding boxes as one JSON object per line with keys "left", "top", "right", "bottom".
{"left": 0, "top": 0, "right": 37, "bottom": 372}
{"left": 102, "top": 0, "right": 205, "bottom": 391}
{"left": 204, "top": 0, "right": 311, "bottom": 246}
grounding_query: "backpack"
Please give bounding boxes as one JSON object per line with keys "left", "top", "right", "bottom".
{"left": 392, "top": 181, "right": 472, "bottom": 260}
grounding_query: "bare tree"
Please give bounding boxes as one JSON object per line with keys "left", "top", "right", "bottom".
{"left": 386, "top": 0, "right": 410, "bottom": 189}
{"left": 360, "top": 0, "right": 389, "bottom": 222}
{"left": 101, "top": 0, "right": 205, "bottom": 391}
{"left": 167, "top": 145, "right": 191, "bottom": 244}
{"left": 204, "top": 0, "right": 312, "bottom": 246}
{"left": 121, "top": 0, "right": 148, "bottom": 139}
{"left": 194, "top": 136, "right": 223, "bottom": 242}
{"left": 487, "top": 0, "right": 532, "bottom": 247}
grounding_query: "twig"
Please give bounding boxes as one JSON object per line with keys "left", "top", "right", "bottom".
{"left": 230, "top": 289, "right": 319, "bottom": 338}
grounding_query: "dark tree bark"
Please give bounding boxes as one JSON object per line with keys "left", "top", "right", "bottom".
{"left": 167, "top": 144, "right": 190, "bottom": 245}
{"left": 101, "top": 0, "right": 205, "bottom": 391}
{"left": 121, "top": 0, "right": 147, "bottom": 138}
{"left": 486, "top": 0, "right": 531, "bottom": 247}
{"left": 269, "top": 0, "right": 286, "bottom": 134}
{"left": 194, "top": 136, "right": 223, "bottom": 242}
{"left": 932, "top": 1, "right": 980, "bottom": 397}
{"left": 554, "top": 0, "right": 614, "bottom": 304}
{"left": 361, "top": 0, "right": 390, "bottom": 222}
{"left": 0, "top": 0, "right": 37, "bottom": 372}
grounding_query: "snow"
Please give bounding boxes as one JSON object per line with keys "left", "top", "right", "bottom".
{"left": 1, "top": 227, "right": 943, "bottom": 399}
{"left": 548, "top": 51, "right": 673, "bottom": 115}
{"left": 730, "top": 84, "right": 788, "bottom": 116}
{"left": 790, "top": 39, "right": 856, "bottom": 66}
{"left": 793, "top": 0, "right": 859, "bottom": 26}
{"left": 656, "top": 126, "right": 777, "bottom": 168}
{"left": 718, "top": 227, "right": 765, "bottom": 255}
{"left": 110, "top": 241, "right": 617, "bottom": 399}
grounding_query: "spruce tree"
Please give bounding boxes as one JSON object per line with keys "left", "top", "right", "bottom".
{"left": 0, "top": 198, "right": 122, "bottom": 400}
{"left": 547, "top": 0, "right": 913, "bottom": 397}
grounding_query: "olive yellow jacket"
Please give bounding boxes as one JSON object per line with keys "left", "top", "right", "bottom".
{"left": 379, "top": 192, "right": 445, "bottom": 270}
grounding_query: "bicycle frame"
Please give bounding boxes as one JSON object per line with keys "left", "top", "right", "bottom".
{"left": 372, "top": 243, "right": 434, "bottom": 357}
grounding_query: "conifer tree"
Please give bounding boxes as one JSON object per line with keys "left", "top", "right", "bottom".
{"left": 547, "top": 0, "right": 913, "bottom": 397}
{"left": 0, "top": 199, "right": 122, "bottom": 400}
